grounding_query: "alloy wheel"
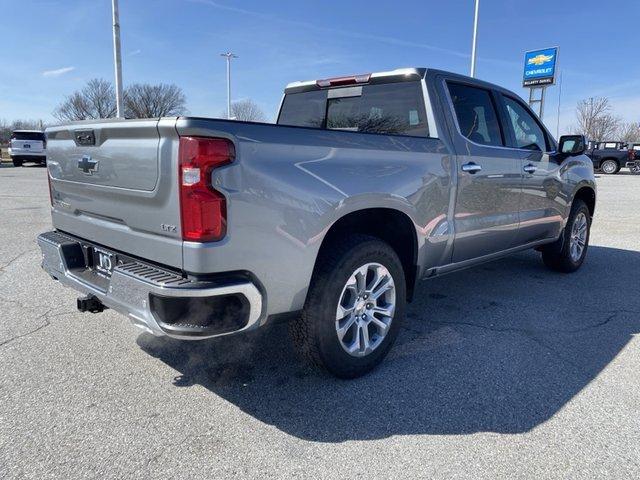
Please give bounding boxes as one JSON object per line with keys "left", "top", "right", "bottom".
{"left": 335, "top": 262, "right": 396, "bottom": 357}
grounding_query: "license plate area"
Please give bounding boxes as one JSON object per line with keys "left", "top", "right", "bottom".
{"left": 91, "top": 247, "right": 115, "bottom": 278}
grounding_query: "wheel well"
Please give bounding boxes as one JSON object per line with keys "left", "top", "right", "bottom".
{"left": 601, "top": 157, "right": 619, "bottom": 166}
{"left": 574, "top": 187, "right": 596, "bottom": 217}
{"left": 315, "top": 208, "right": 418, "bottom": 301}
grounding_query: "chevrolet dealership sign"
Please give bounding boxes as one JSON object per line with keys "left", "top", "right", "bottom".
{"left": 523, "top": 47, "right": 558, "bottom": 87}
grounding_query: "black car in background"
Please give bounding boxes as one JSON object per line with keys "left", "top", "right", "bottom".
{"left": 586, "top": 141, "right": 632, "bottom": 174}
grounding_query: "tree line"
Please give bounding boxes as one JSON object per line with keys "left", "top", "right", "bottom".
{"left": 572, "top": 97, "right": 640, "bottom": 143}
{"left": 53, "top": 78, "right": 266, "bottom": 123}
{"left": 1, "top": 78, "right": 267, "bottom": 143}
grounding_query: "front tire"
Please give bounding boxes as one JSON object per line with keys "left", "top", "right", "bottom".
{"left": 12, "top": 157, "right": 23, "bottom": 167}
{"left": 291, "top": 235, "right": 406, "bottom": 378}
{"left": 541, "top": 199, "right": 591, "bottom": 273}
{"left": 600, "top": 159, "right": 618, "bottom": 174}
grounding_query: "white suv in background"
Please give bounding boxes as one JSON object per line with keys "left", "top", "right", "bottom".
{"left": 9, "top": 130, "right": 46, "bottom": 166}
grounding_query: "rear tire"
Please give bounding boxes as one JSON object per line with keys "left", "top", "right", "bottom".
{"left": 541, "top": 199, "right": 591, "bottom": 273}
{"left": 12, "top": 157, "right": 23, "bottom": 167}
{"left": 600, "top": 159, "right": 618, "bottom": 174}
{"left": 290, "top": 235, "right": 406, "bottom": 378}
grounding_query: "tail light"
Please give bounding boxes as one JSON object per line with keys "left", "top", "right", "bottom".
{"left": 178, "top": 136, "right": 235, "bottom": 242}
{"left": 629, "top": 150, "right": 635, "bottom": 161}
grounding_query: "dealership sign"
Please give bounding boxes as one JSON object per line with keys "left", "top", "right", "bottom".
{"left": 523, "top": 47, "right": 558, "bottom": 87}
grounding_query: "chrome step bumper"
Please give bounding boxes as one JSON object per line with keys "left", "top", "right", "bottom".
{"left": 37, "top": 231, "right": 264, "bottom": 339}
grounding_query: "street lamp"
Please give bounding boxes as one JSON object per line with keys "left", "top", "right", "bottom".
{"left": 220, "top": 52, "right": 238, "bottom": 120}
{"left": 470, "top": 0, "right": 480, "bottom": 78}
{"left": 111, "top": 0, "right": 124, "bottom": 118}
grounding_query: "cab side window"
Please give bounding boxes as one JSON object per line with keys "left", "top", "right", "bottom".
{"left": 448, "top": 83, "right": 504, "bottom": 147}
{"left": 503, "top": 96, "right": 549, "bottom": 152}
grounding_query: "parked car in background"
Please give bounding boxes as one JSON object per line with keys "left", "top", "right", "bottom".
{"left": 586, "top": 140, "right": 629, "bottom": 174}
{"left": 9, "top": 130, "right": 46, "bottom": 166}
{"left": 37, "top": 68, "right": 596, "bottom": 378}
{"left": 627, "top": 143, "right": 640, "bottom": 174}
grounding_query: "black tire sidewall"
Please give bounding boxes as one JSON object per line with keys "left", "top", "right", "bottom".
{"left": 309, "top": 237, "right": 406, "bottom": 377}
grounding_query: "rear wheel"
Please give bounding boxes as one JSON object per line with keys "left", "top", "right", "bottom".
{"left": 12, "top": 157, "right": 23, "bottom": 167}
{"left": 291, "top": 235, "right": 405, "bottom": 378}
{"left": 629, "top": 163, "right": 640, "bottom": 175}
{"left": 600, "top": 159, "right": 618, "bottom": 174}
{"left": 541, "top": 199, "right": 591, "bottom": 273}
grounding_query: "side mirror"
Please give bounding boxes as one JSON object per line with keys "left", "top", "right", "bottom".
{"left": 558, "top": 135, "right": 586, "bottom": 155}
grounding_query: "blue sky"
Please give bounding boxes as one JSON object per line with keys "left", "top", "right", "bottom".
{"left": 2, "top": 0, "right": 639, "bottom": 135}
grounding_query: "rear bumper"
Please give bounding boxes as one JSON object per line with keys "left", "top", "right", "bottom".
{"left": 37, "top": 231, "right": 264, "bottom": 339}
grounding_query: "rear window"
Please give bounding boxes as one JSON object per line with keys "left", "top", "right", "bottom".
{"left": 278, "top": 82, "right": 429, "bottom": 137}
{"left": 11, "top": 131, "right": 45, "bottom": 141}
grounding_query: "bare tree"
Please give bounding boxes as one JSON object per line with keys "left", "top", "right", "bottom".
{"left": 572, "top": 97, "right": 620, "bottom": 141}
{"left": 124, "top": 83, "right": 187, "bottom": 118}
{"left": 228, "top": 99, "right": 266, "bottom": 122}
{"left": 53, "top": 79, "right": 117, "bottom": 121}
{"left": 617, "top": 122, "right": 640, "bottom": 143}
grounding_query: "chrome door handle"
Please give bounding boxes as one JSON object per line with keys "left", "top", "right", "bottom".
{"left": 523, "top": 164, "right": 537, "bottom": 174}
{"left": 461, "top": 162, "right": 482, "bottom": 174}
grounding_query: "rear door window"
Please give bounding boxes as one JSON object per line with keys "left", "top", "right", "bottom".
{"left": 278, "top": 81, "right": 429, "bottom": 137}
{"left": 502, "top": 97, "right": 549, "bottom": 151}
{"left": 447, "top": 83, "right": 504, "bottom": 147}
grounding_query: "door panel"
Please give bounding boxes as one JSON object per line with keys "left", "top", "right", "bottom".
{"left": 453, "top": 153, "right": 522, "bottom": 261}
{"left": 445, "top": 81, "right": 522, "bottom": 263}
{"left": 499, "top": 95, "right": 564, "bottom": 244}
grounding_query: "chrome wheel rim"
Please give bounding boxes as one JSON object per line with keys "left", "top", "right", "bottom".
{"left": 335, "top": 262, "right": 396, "bottom": 357}
{"left": 570, "top": 212, "right": 588, "bottom": 262}
{"left": 602, "top": 161, "right": 616, "bottom": 174}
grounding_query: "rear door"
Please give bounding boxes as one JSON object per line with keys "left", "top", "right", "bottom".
{"left": 498, "top": 94, "right": 564, "bottom": 244}
{"left": 445, "top": 81, "right": 522, "bottom": 263}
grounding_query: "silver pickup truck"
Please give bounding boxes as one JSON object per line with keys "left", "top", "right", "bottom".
{"left": 38, "top": 68, "right": 596, "bottom": 378}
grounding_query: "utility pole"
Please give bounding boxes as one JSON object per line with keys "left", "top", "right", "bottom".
{"left": 470, "top": 0, "right": 480, "bottom": 77}
{"left": 556, "top": 71, "right": 563, "bottom": 138}
{"left": 220, "top": 52, "right": 238, "bottom": 119}
{"left": 112, "top": 0, "right": 124, "bottom": 118}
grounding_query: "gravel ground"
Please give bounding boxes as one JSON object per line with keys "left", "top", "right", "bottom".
{"left": 0, "top": 164, "right": 638, "bottom": 479}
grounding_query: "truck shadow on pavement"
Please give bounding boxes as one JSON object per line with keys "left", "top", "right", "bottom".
{"left": 138, "top": 246, "right": 639, "bottom": 441}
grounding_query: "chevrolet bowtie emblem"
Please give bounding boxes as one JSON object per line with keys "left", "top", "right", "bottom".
{"left": 78, "top": 155, "right": 99, "bottom": 175}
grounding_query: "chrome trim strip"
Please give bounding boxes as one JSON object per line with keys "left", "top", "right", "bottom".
{"left": 421, "top": 78, "right": 439, "bottom": 139}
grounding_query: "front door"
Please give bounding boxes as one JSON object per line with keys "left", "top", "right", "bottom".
{"left": 499, "top": 95, "right": 565, "bottom": 244}
{"left": 445, "top": 82, "right": 522, "bottom": 263}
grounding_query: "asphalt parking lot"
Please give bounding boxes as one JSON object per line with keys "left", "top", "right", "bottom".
{"left": 0, "top": 164, "right": 638, "bottom": 479}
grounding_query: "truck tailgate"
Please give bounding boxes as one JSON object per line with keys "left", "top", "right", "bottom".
{"left": 46, "top": 118, "right": 184, "bottom": 269}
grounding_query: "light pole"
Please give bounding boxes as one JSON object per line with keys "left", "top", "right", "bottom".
{"left": 111, "top": 0, "right": 124, "bottom": 118}
{"left": 220, "top": 52, "right": 238, "bottom": 119}
{"left": 470, "top": 0, "right": 480, "bottom": 78}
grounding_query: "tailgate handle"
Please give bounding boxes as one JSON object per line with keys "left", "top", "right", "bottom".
{"left": 74, "top": 130, "right": 96, "bottom": 146}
